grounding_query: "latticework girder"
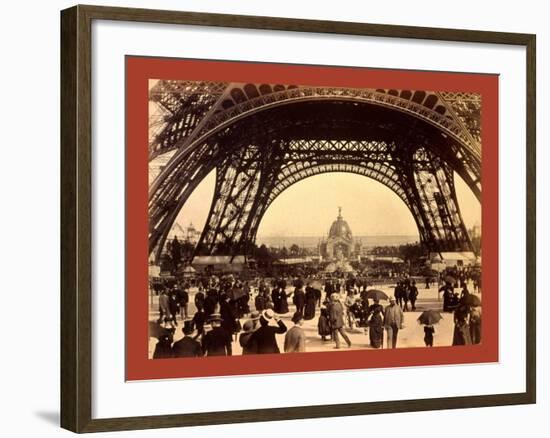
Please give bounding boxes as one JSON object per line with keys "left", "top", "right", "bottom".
{"left": 148, "top": 82, "right": 482, "bottom": 261}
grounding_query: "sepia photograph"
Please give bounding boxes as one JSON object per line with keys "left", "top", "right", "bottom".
{"left": 143, "top": 71, "right": 486, "bottom": 365}
{"left": 51, "top": 3, "right": 536, "bottom": 432}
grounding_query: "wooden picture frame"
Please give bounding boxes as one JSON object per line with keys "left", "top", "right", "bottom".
{"left": 60, "top": 4, "right": 536, "bottom": 433}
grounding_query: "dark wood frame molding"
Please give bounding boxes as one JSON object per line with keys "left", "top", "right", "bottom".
{"left": 60, "top": 4, "right": 536, "bottom": 433}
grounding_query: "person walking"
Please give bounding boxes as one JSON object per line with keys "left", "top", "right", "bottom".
{"left": 384, "top": 297, "right": 404, "bottom": 349}
{"left": 239, "top": 320, "right": 257, "bottom": 355}
{"left": 409, "top": 280, "right": 419, "bottom": 311}
{"left": 318, "top": 306, "right": 332, "bottom": 342}
{"left": 172, "top": 321, "right": 202, "bottom": 358}
{"left": 202, "top": 314, "right": 232, "bottom": 356}
{"left": 324, "top": 280, "right": 335, "bottom": 303}
{"left": 328, "top": 293, "right": 352, "bottom": 349}
{"left": 168, "top": 290, "right": 180, "bottom": 325}
{"left": 158, "top": 290, "right": 175, "bottom": 329}
{"left": 284, "top": 312, "right": 306, "bottom": 353}
{"left": 249, "top": 309, "right": 287, "bottom": 354}
{"left": 191, "top": 307, "right": 207, "bottom": 336}
{"left": 254, "top": 290, "right": 266, "bottom": 312}
{"left": 344, "top": 291, "right": 357, "bottom": 329}
{"left": 176, "top": 285, "right": 189, "bottom": 320}
{"left": 368, "top": 299, "right": 384, "bottom": 348}
{"left": 440, "top": 282, "right": 454, "bottom": 312}
{"left": 304, "top": 286, "right": 317, "bottom": 320}
{"left": 459, "top": 285, "right": 471, "bottom": 305}
{"left": 194, "top": 288, "right": 205, "bottom": 312}
{"left": 220, "top": 294, "right": 239, "bottom": 340}
{"left": 469, "top": 306, "right": 482, "bottom": 344}
{"left": 153, "top": 331, "right": 174, "bottom": 359}
{"left": 394, "top": 282, "right": 404, "bottom": 309}
{"left": 293, "top": 286, "right": 306, "bottom": 317}
{"left": 271, "top": 281, "right": 291, "bottom": 314}
{"left": 203, "top": 288, "right": 218, "bottom": 317}
{"left": 452, "top": 304, "right": 472, "bottom": 346}
{"left": 402, "top": 284, "right": 410, "bottom": 312}
{"left": 423, "top": 324, "right": 435, "bottom": 347}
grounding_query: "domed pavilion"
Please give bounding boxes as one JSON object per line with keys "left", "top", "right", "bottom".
{"left": 319, "top": 207, "right": 362, "bottom": 260}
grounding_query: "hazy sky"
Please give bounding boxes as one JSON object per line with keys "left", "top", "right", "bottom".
{"left": 173, "top": 171, "right": 480, "bottom": 238}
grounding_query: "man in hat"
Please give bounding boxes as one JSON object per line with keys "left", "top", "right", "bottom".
{"left": 153, "top": 330, "right": 174, "bottom": 359}
{"left": 191, "top": 306, "right": 207, "bottom": 336}
{"left": 168, "top": 289, "right": 180, "bottom": 326}
{"left": 176, "top": 284, "right": 190, "bottom": 320}
{"left": 271, "top": 281, "right": 290, "bottom": 314}
{"left": 409, "top": 280, "right": 419, "bottom": 311}
{"left": 249, "top": 311, "right": 261, "bottom": 331}
{"left": 172, "top": 320, "right": 202, "bottom": 358}
{"left": 284, "top": 312, "right": 306, "bottom": 353}
{"left": 202, "top": 314, "right": 232, "bottom": 356}
{"left": 220, "top": 293, "right": 239, "bottom": 339}
{"left": 194, "top": 286, "right": 205, "bottom": 312}
{"left": 249, "top": 309, "right": 287, "bottom": 354}
{"left": 328, "top": 293, "right": 352, "bottom": 349}
{"left": 158, "top": 290, "right": 175, "bottom": 329}
{"left": 384, "top": 297, "right": 404, "bottom": 349}
{"left": 239, "top": 320, "right": 257, "bottom": 355}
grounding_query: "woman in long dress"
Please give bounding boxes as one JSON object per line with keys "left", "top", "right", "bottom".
{"left": 452, "top": 304, "right": 472, "bottom": 345}
{"left": 304, "top": 286, "right": 317, "bottom": 320}
{"left": 318, "top": 306, "right": 332, "bottom": 341}
{"left": 368, "top": 301, "right": 384, "bottom": 348}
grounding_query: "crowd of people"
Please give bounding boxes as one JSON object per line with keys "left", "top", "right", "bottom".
{"left": 151, "top": 271, "right": 482, "bottom": 359}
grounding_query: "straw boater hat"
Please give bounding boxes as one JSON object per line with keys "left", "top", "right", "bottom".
{"left": 261, "top": 309, "right": 275, "bottom": 322}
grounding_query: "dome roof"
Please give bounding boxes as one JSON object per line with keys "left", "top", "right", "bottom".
{"left": 328, "top": 208, "right": 353, "bottom": 240}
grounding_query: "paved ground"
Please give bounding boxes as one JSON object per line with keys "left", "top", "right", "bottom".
{"left": 148, "top": 280, "right": 481, "bottom": 357}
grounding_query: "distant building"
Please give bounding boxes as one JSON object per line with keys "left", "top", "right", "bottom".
{"left": 167, "top": 222, "right": 201, "bottom": 245}
{"left": 429, "top": 251, "right": 477, "bottom": 271}
{"left": 319, "top": 207, "right": 362, "bottom": 260}
{"left": 184, "top": 222, "right": 201, "bottom": 244}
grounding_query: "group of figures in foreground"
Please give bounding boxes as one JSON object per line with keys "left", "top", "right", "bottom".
{"left": 151, "top": 274, "right": 482, "bottom": 359}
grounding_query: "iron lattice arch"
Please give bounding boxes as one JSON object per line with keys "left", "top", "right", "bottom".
{"left": 148, "top": 81, "right": 482, "bottom": 261}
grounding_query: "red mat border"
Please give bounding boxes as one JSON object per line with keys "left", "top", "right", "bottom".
{"left": 125, "top": 57, "right": 498, "bottom": 381}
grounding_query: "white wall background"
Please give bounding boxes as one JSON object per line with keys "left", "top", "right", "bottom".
{"left": 0, "top": 0, "right": 545, "bottom": 436}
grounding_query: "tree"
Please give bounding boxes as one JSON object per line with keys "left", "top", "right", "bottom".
{"left": 290, "top": 244, "right": 300, "bottom": 257}
{"left": 170, "top": 237, "right": 182, "bottom": 271}
{"left": 255, "top": 244, "right": 272, "bottom": 261}
{"left": 280, "top": 246, "right": 289, "bottom": 259}
{"left": 399, "top": 243, "right": 424, "bottom": 263}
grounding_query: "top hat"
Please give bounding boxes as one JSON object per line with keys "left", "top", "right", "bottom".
{"left": 208, "top": 313, "right": 223, "bottom": 322}
{"left": 183, "top": 320, "right": 194, "bottom": 335}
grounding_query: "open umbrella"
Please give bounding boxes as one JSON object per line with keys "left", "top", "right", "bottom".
{"left": 444, "top": 275, "right": 456, "bottom": 284}
{"left": 464, "top": 294, "right": 482, "bottom": 307}
{"left": 308, "top": 279, "right": 323, "bottom": 290}
{"left": 365, "top": 289, "right": 389, "bottom": 301}
{"left": 417, "top": 310, "right": 443, "bottom": 325}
